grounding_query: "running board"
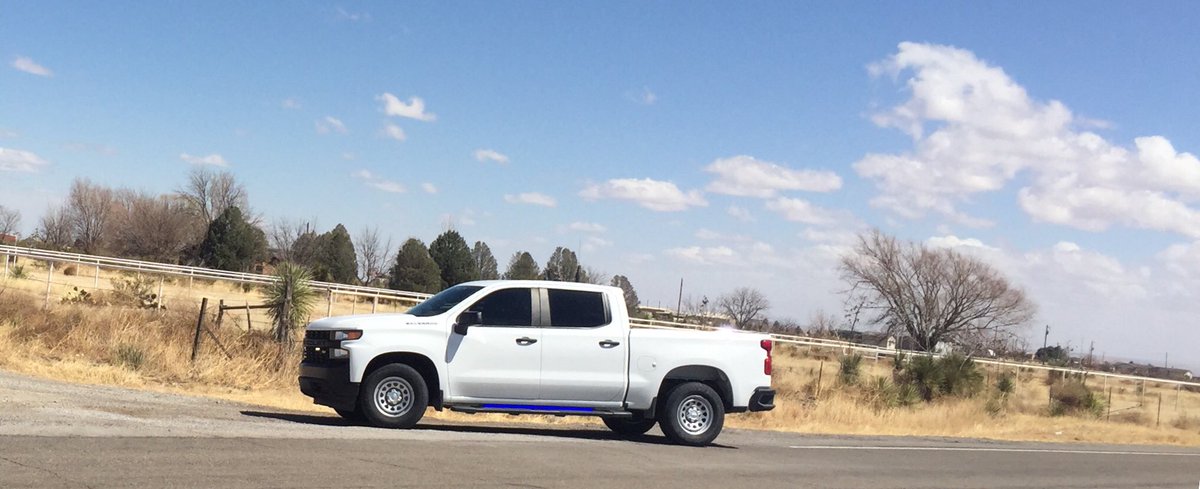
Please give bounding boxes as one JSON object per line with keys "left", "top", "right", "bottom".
{"left": 450, "top": 404, "right": 633, "bottom": 418}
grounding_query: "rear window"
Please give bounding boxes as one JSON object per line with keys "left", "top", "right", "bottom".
{"left": 548, "top": 289, "right": 608, "bottom": 328}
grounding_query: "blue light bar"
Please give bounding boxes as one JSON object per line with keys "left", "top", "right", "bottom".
{"left": 482, "top": 404, "right": 594, "bottom": 412}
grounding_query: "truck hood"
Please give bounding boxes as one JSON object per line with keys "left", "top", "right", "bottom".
{"left": 305, "top": 313, "right": 436, "bottom": 332}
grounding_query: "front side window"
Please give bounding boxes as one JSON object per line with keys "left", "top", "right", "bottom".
{"left": 408, "top": 285, "right": 483, "bottom": 317}
{"left": 468, "top": 288, "right": 533, "bottom": 326}
{"left": 548, "top": 289, "right": 608, "bottom": 327}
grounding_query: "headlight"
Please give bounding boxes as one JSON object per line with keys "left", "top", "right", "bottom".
{"left": 332, "top": 330, "right": 363, "bottom": 341}
{"left": 329, "top": 348, "right": 350, "bottom": 360}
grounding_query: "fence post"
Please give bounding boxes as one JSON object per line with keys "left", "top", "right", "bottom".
{"left": 94, "top": 260, "right": 100, "bottom": 289}
{"left": 1140, "top": 379, "right": 1146, "bottom": 407}
{"left": 157, "top": 276, "right": 165, "bottom": 309}
{"left": 1156, "top": 393, "right": 1163, "bottom": 428}
{"left": 1177, "top": 384, "right": 1182, "bottom": 411}
{"left": 327, "top": 289, "right": 334, "bottom": 316}
{"left": 1106, "top": 387, "right": 1112, "bottom": 422}
{"left": 191, "top": 298, "right": 208, "bottom": 364}
{"left": 3, "top": 251, "right": 8, "bottom": 277}
{"left": 372, "top": 296, "right": 378, "bottom": 314}
{"left": 815, "top": 360, "right": 824, "bottom": 399}
{"left": 44, "top": 261, "right": 54, "bottom": 308}
{"left": 245, "top": 301, "right": 252, "bottom": 332}
{"left": 215, "top": 299, "right": 225, "bottom": 329}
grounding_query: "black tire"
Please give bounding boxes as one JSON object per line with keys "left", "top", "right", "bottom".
{"left": 334, "top": 407, "right": 363, "bottom": 422}
{"left": 358, "top": 363, "right": 428, "bottom": 429}
{"left": 659, "top": 382, "right": 725, "bottom": 446}
{"left": 602, "top": 417, "right": 657, "bottom": 437}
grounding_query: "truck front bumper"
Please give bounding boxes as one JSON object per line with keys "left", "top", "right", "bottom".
{"left": 748, "top": 387, "right": 776, "bottom": 412}
{"left": 299, "top": 362, "right": 359, "bottom": 412}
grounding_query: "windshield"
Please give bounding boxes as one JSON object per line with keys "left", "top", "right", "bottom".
{"left": 407, "top": 285, "right": 484, "bottom": 317}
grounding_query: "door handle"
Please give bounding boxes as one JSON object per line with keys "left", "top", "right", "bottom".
{"left": 599, "top": 340, "right": 621, "bottom": 348}
{"left": 515, "top": 337, "right": 538, "bottom": 346}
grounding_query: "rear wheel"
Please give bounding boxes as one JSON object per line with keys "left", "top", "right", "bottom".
{"left": 602, "top": 417, "right": 657, "bottom": 437}
{"left": 358, "top": 364, "right": 428, "bottom": 429}
{"left": 659, "top": 382, "right": 725, "bottom": 446}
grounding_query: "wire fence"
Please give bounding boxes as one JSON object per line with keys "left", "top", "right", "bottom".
{"left": 3, "top": 243, "right": 1199, "bottom": 392}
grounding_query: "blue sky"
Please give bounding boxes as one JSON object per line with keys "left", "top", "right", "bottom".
{"left": 4, "top": 2, "right": 1200, "bottom": 368}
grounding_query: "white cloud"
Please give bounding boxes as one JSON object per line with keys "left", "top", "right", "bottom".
{"left": 315, "top": 116, "right": 348, "bottom": 135}
{"left": 335, "top": 7, "right": 370, "bottom": 22}
{"left": 381, "top": 122, "right": 406, "bottom": 141}
{"left": 504, "top": 192, "right": 557, "bottom": 207}
{"left": 353, "top": 169, "right": 405, "bottom": 193}
{"left": 727, "top": 205, "right": 755, "bottom": 222}
{"left": 631, "top": 86, "right": 657, "bottom": 105}
{"left": 281, "top": 98, "right": 301, "bottom": 109}
{"left": 378, "top": 93, "right": 436, "bottom": 122}
{"left": 0, "top": 147, "right": 49, "bottom": 172}
{"left": 63, "top": 142, "right": 117, "bottom": 156}
{"left": 12, "top": 56, "right": 52, "bottom": 77}
{"left": 858, "top": 41, "right": 1200, "bottom": 237}
{"left": 765, "top": 197, "right": 842, "bottom": 225}
{"left": 694, "top": 228, "right": 750, "bottom": 242}
{"left": 665, "top": 245, "right": 738, "bottom": 266}
{"left": 926, "top": 235, "right": 998, "bottom": 251}
{"left": 421, "top": 182, "right": 438, "bottom": 194}
{"left": 341, "top": 152, "right": 357, "bottom": 160}
{"left": 705, "top": 155, "right": 842, "bottom": 198}
{"left": 579, "top": 178, "right": 707, "bottom": 212}
{"left": 473, "top": 149, "right": 509, "bottom": 165}
{"left": 179, "top": 153, "right": 229, "bottom": 167}
{"left": 581, "top": 236, "right": 613, "bottom": 252}
{"left": 566, "top": 221, "right": 607, "bottom": 233}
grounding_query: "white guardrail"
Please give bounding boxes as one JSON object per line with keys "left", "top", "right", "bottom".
{"left": 3, "top": 244, "right": 1198, "bottom": 389}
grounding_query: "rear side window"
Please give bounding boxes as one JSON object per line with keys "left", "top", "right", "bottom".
{"left": 468, "top": 288, "right": 533, "bottom": 326}
{"left": 548, "top": 289, "right": 608, "bottom": 328}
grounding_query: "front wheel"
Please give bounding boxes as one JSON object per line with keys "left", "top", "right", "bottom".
{"left": 358, "top": 364, "right": 428, "bottom": 429}
{"left": 659, "top": 382, "right": 725, "bottom": 446}
{"left": 602, "top": 417, "right": 657, "bottom": 437}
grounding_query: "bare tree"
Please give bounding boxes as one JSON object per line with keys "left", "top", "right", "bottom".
{"left": 839, "top": 229, "right": 1036, "bottom": 352}
{"left": 0, "top": 205, "right": 19, "bottom": 237}
{"left": 717, "top": 287, "right": 770, "bottom": 330}
{"left": 37, "top": 205, "right": 73, "bottom": 250}
{"left": 178, "top": 167, "right": 248, "bottom": 224}
{"left": 268, "top": 218, "right": 311, "bottom": 262}
{"left": 66, "top": 178, "right": 114, "bottom": 254}
{"left": 110, "top": 190, "right": 199, "bottom": 262}
{"left": 805, "top": 309, "right": 841, "bottom": 337}
{"left": 355, "top": 225, "right": 393, "bottom": 286}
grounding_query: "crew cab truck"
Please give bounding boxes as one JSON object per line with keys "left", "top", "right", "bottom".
{"left": 299, "top": 280, "right": 775, "bottom": 446}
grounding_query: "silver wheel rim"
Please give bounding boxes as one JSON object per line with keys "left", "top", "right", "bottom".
{"left": 373, "top": 376, "right": 414, "bottom": 417}
{"left": 676, "top": 394, "right": 713, "bottom": 435}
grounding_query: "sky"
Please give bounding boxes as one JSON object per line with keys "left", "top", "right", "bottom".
{"left": 3, "top": 2, "right": 1200, "bottom": 369}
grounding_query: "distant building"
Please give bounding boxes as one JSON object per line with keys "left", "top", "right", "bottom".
{"left": 0, "top": 233, "right": 16, "bottom": 245}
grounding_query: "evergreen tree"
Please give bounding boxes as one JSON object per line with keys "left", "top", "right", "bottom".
{"left": 197, "top": 206, "right": 266, "bottom": 272}
{"left": 543, "top": 246, "right": 583, "bottom": 282}
{"left": 610, "top": 275, "right": 640, "bottom": 315}
{"left": 472, "top": 240, "right": 500, "bottom": 280}
{"left": 503, "top": 251, "right": 540, "bottom": 280}
{"left": 429, "top": 229, "right": 476, "bottom": 288}
{"left": 388, "top": 238, "right": 442, "bottom": 293}
{"left": 318, "top": 223, "right": 358, "bottom": 284}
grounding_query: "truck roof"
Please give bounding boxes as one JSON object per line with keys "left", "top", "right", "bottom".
{"left": 459, "top": 279, "right": 620, "bottom": 293}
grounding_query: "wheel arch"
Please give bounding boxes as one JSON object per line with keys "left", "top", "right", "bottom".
{"left": 364, "top": 352, "right": 443, "bottom": 410}
{"left": 657, "top": 365, "right": 734, "bottom": 412}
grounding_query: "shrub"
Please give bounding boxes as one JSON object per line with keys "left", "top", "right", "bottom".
{"left": 61, "top": 287, "right": 95, "bottom": 305}
{"left": 62, "top": 265, "right": 77, "bottom": 276}
{"left": 111, "top": 275, "right": 162, "bottom": 309}
{"left": 996, "top": 374, "right": 1016, "bottom": 397}
{"left": 1171, "top": 413, "right": 1198, "bottom": 431}
{"left": 937, "top": 353, "right": 984, "bottom": 398}
{"left": 900, "top": 355, "right": 944, "bottom": 401}
{"left": 114, "top": 344, "right": 146, "bottom": 370}
{"left": 1049, "top": 380, "right": 1104, "bottom": 417}
{"left": 9, "top": 264, "right": 27, "bottom": 279}
{"left": 984, "top": 396, "right": 1005, "bottom": 417}
{"left": 838, "top": 354, "right": 863, "bottom": 385}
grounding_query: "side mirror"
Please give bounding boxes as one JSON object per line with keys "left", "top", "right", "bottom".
{"left": 454, "top": 311, "right": 482, "bottom": 335}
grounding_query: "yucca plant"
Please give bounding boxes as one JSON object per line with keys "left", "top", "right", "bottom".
{"left": 266, "top": 262, "right": 317, "bottom": 344}
{"left": 838, "top": 353, "right": 863, "bottom": 385}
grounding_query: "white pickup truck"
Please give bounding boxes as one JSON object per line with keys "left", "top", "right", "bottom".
{"left": 299, "top": 280, "right": 775, "bottom": 446}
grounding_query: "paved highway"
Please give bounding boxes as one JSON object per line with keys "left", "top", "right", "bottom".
{"left": 1, "top": 371, "right": 1197, "bottom": 488}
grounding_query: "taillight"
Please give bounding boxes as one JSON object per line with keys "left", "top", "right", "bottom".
{"left": 761, "top": 339, "right": 772, "bottom": 375}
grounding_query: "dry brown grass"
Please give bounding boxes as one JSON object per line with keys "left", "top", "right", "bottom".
{"left": 2, "top": 277, "right": 1200, "bottom": 445}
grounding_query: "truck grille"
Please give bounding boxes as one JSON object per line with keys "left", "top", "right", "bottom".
{"left": 302, "top": 330, "right": 339, "bottom": 363}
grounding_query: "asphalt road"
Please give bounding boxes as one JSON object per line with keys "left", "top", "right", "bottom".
{"left": 1, "top": 371, "right": 1197, "bottom": 489}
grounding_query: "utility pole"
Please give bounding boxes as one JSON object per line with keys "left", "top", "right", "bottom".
{"left": 1043, "top": 325, "right": 1050, "bottom": 350}
{"left": 675, "top": 278, "right": 683, "bottom": 317}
